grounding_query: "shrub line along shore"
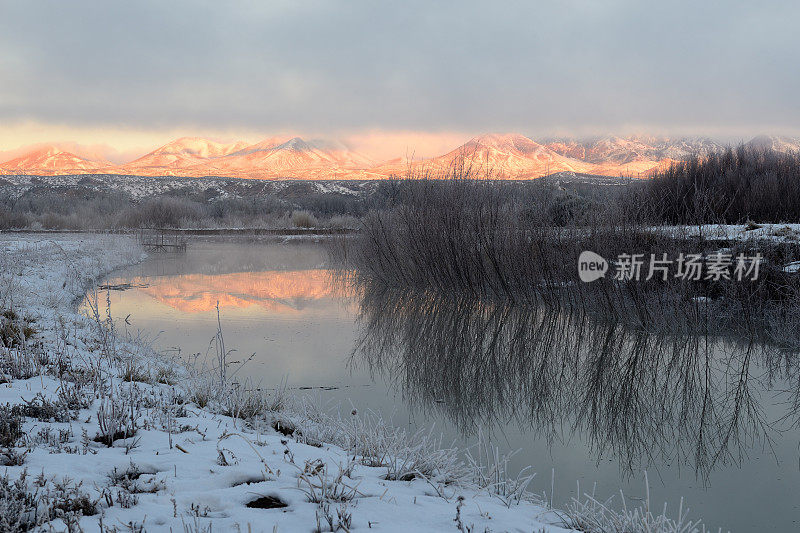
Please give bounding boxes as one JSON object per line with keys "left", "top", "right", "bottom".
{"left": 0, "top": 228, "right": 356, "bottom": 236}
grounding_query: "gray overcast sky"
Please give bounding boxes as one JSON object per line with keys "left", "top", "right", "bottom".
{"left": 1, "top": 0, "right": 799, "bottom": 144}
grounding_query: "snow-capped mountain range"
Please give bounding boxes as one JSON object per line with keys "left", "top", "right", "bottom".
{"left": 1, "top": 134, "right": 798, "bottom": 180}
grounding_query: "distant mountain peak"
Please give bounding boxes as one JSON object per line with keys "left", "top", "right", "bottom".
{"left": 122, "top": 137, "right": 249, "bottom": 171}
{"left": 0, "top": 145, "right": 109, "bottom": 174}
{"left": 228, "top": 136, "right": 291, "bottom": 156}
{"left": 147, "top": 137, "right": 246, "bottom": 158}
{"left": 453, "top": 134, "right": 553, "bottom": 164}
{"left": 467, "top": 133, "right": 538, "bottom": 149}
{"left": 275, "top": 137, "right": 313, "bottom": 151}
{"left": 745, "top": 135, "right": 800, "bottom": 153}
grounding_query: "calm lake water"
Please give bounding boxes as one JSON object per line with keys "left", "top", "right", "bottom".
{"left": 87, "top": 239, "right": 800, "bottom": 532}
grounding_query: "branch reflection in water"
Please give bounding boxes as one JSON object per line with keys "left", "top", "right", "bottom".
{"left": 347, "top": 282, "right": 800, "bottom": 482}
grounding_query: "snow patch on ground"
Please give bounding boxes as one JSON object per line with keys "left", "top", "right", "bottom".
{"left": 653, "top": 223, "right": 800, "bottom": 242}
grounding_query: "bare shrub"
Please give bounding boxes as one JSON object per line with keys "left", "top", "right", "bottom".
{"left": 95, "top": 390, "right": 137, "bottom": 446}
{"left": 222, "top": 380, "right": 284, "bottom": 420}
{"left": 0, "top": 310, "right": 37, "bottom": 349}
{"left": 0, "top": 406, "right": 23, "bottom": 447}
{"left": 291, "top": 209, "right": 319, "bottom": 228}
{"left": 327, "top": 214, "right": 359, "bottom": 229}
{"left": 297, "top": 459, "right": 360, "bottom": 504}
{"left": 0, "top": 344, "right": 38, "bottom": 382}
{"left": 13, "top": 393, "right": 74, "bottom": 423}
{"left": 629, "top": 144, "right": 800, "bottom": 224}
{"left": 0, "top": 470, "right": 39, "bottom": 532}
{"left": 0, "top": 310, "right": 42, "bottom": 383}
{"left": 118, "top": 196, "right": 204, "bottom": 228}
{"left": 107, "top": 462, "right": 164, "bottom": 495}
{"left": 118, "top": 356, "right": 151, "bottom": 383}
{"left": 0, "top": 470, "right": 99, "bottom": 532}
{"left": 0, "top": 210, "right": 30, "bottom": 230}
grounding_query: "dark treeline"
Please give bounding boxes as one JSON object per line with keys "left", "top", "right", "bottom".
{"left": 0, "top": 182, "right": 371, "bottom": 230}
{"left": 0, "top": 172, "right": 618, "bottom": 231}
{"left": 333, "top": 170, "right": 800, "bottom": 338}
{"left": 630, "top": 145, "right": 800, "bottom": 224}
{"left": 329, "top": 145, "right": 800, "bottom": 332}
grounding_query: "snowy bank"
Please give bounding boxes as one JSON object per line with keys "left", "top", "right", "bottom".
{"left": 0, "top": 234, "right": 713, "bottom": 533}
{"left": 650, "top": 223, "right": 800, "bottom": 243}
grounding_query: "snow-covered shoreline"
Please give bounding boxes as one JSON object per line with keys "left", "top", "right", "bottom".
{"left": 0, "top": 233, "right": 578, "bottom": 532}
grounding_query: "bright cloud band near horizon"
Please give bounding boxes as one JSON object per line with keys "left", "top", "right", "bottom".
{"left": 1, "top": 0, "right": 800, "bottom": 157}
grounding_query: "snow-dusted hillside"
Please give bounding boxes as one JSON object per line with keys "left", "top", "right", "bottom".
{"left": 0, "top": 174, "right": 375, "bottom": 202}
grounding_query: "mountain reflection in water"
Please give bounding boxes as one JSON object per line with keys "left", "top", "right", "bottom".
{"left": 349, "top": 283, "right": 800, "bottom": 481}
{"left": 131, "top": 269, "right": 342, "bottom": 314}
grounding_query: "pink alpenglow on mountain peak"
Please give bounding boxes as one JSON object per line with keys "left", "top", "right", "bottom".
{"left": 2, "top": 134, "right": 799, "bottom": 179}
{"left": 0, "top": 146, "right": 112, "bottom": 175}
{"left": 121, "top": 137, "right": 250, "bottom": 173}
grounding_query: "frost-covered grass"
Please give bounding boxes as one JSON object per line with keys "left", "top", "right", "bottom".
{"left": 0, "top": 233, "right": 719, "bottom": 532}
{"left": 555, "top": 474, "right": 716, "bottom": 533}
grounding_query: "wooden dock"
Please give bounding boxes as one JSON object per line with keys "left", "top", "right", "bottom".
{"left": 137, "top": 229, "right": 188, "bottom": 253}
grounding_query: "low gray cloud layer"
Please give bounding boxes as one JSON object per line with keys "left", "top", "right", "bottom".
{"left": 2, "top": 0, "right": 798, "bottom": 136}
